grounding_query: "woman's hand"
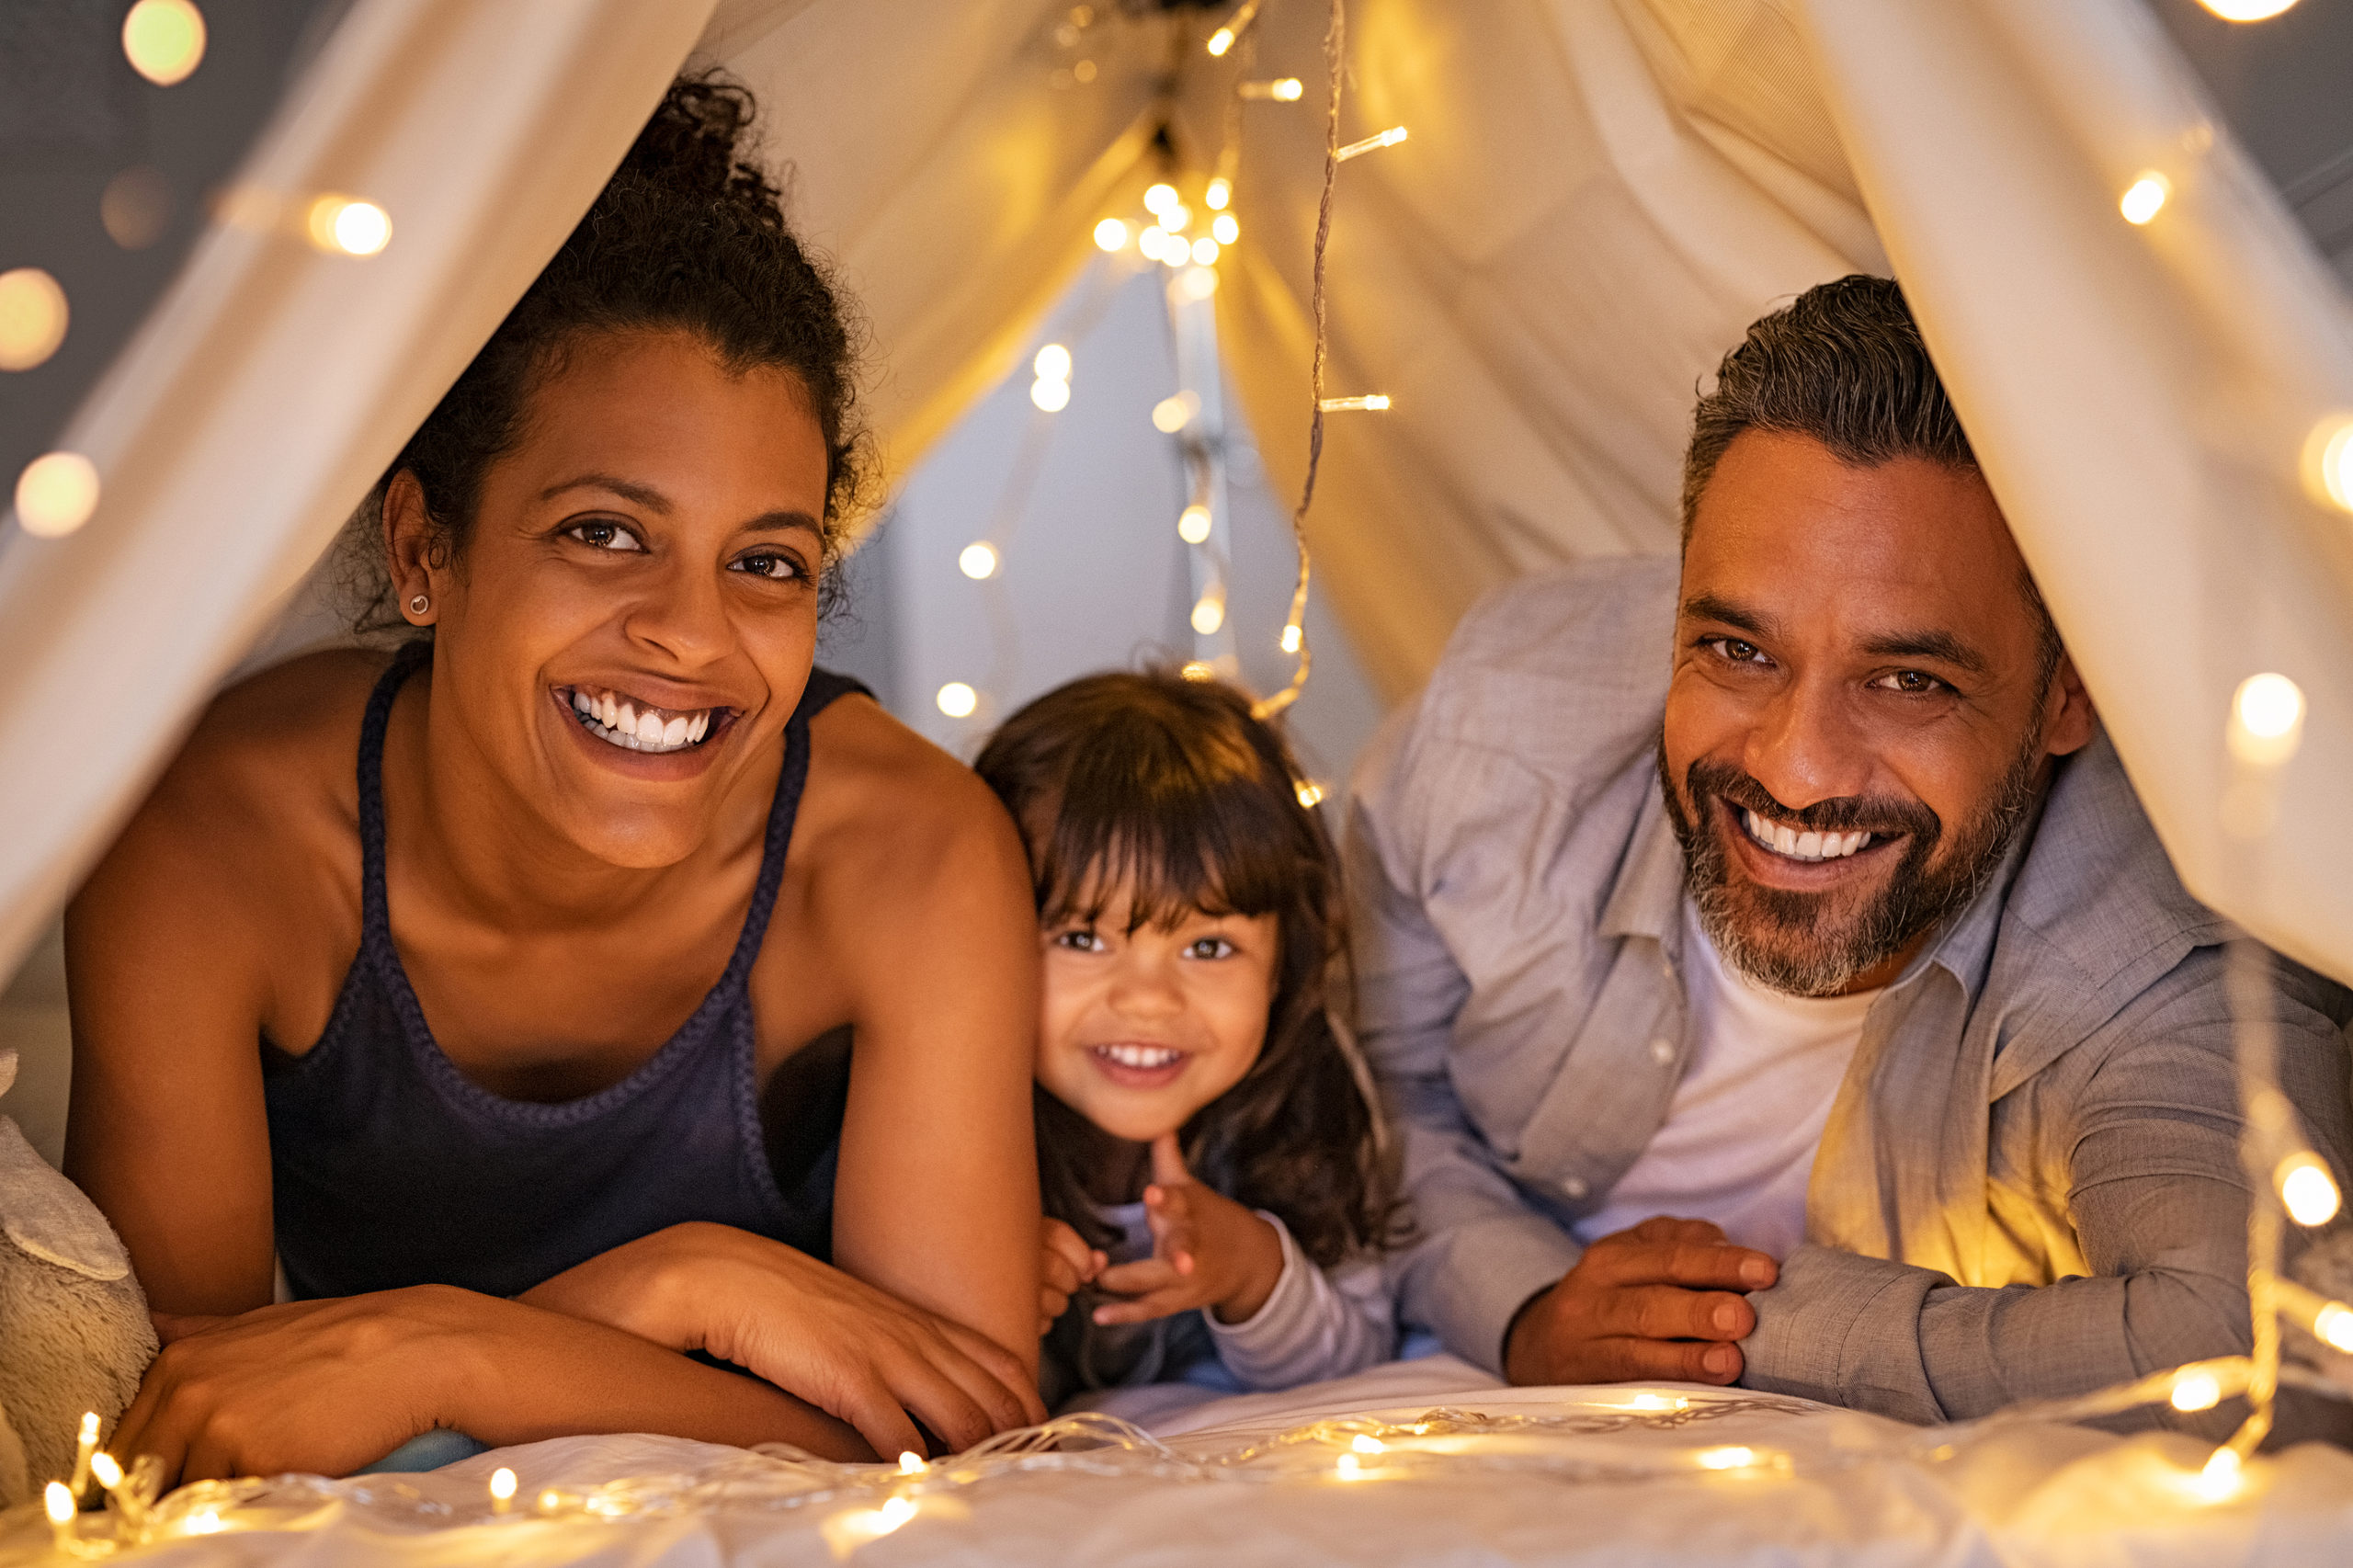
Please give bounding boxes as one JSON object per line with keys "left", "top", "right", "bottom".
{"left": 1040, "top": 1217, "right": 1104, "bottom": 1335}
{"left": 523, "top": 1221, "right": 1045, "bottom": 1459}
{"left": 115, "top": 1289, "right": 483, "bottom": 1483}
{"left": 1091, "top": 1135, "right": 1285, "bottom": 1327}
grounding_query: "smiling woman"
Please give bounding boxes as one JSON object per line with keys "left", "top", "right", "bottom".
{"left": 60, "top": 76, "right": 1044, "bottom": 1481}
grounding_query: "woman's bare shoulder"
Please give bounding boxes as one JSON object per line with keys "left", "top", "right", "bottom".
{"left": 798, "top": 692, "right": 1029, "bottom": 896}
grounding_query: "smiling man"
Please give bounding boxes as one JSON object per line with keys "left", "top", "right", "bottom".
{"left": 1347, "top": 277, "right": 2353, "bottom": 1421}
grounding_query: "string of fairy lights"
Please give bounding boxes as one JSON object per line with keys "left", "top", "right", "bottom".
{"left": 930, "top": 0, "right": 1405, "bottom": 744}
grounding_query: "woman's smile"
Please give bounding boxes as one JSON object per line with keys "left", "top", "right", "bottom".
{"left": 545, "top": 679, "right": 743, "bottom": 782}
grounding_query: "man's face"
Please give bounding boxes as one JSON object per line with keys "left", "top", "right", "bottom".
{"left": 1661, "top": 430, "right": 2095, "bottom": 995}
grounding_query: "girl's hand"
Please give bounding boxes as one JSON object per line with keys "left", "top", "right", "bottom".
{"left": 1092, "top": 1134, "right": 1285, "bottom": 1327}
{"left": 1040, "top": 1217, "right": 1105, "bottom": 1335}
{"left": 521, "top": 1221, "right": 1044, "bottom": 1459}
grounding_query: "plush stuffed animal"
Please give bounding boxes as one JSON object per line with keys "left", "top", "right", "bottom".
{"left": 0, "top": 1050, "right": 156, "bottom": 1508}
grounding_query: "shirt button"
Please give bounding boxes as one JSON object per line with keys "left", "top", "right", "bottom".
{"left": 1650, "top": 1037, "right": 1676, "bottom": 1065}
{"left": 1563, "top": 1176, "right": 1588, "bottom": 1199}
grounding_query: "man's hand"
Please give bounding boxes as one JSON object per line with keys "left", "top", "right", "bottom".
{"left": 1091, "top": 1134, "right": 1286, "bottom": 1327}
{"left": 1504, "top": 1216, "right": 1778, "bottom": 1386}
{"left": 1040, "top": 1217, "right": 1104, "bottom": 1335}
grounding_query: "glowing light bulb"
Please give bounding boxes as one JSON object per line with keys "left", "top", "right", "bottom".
{"left": 1033, "top": 343, "right": 1073, "bottom": 381}
{"left": 1179, "top": 266, "right": 1219, "bottom": 301}
{"left": 1180, "top": 661, "right": 1215, "bottom": 681}
{"left": 959, "top": 541, "right": 999, "bottom": 579}
{"left": 2229, "top": 672, "right": 2305, "bottom": 766}
{"left": 307, "top": 195, "right": 391, "bottom": 256}
{"left": 1694, "top": 1446, "right": 1755, "bottom": 1471}
{"left": 1211, "top": 212, "right": 1239, "bottom": 245}
{"left": 2120, "top": 173, "right": 2170, "bottom": 225}
{"left": 184, "top": 1508, "right": 226, "bottom": 1534}
{"left": 1335, "top": 1453, "right": 1368, "bottom": 1481}
{"left": 1279, "top": 622, "right": 1302, "bottom": 653}
{"left": 936, "top": 682, "right": 978, "bottom": 718}
{"left": 1144, "top": 182, "right": 1178, "bottom": 215}
{"left": 1350, "top": 1434, "right": 1384, "bottom": 1454}
{"left": 2195, "top": 1446, "right": 2243, "bottom": 1502}
{"left": 2302, "top": 414, "right": 2353, "bottom": 514}
{"left": 1240, "top": 78, "right": 1305, "bottom": 100}
{"left": 1139, "top": 224, "right": 1169, "bottom": 261}
{"left": 2315, "top": 1301, "right": 2353, "bottom": 1351}
{"left": 1094, "top": 217, "right": 1130, "bottom": 251}
{"left": 1185, "top": 237, "right": 1216, "bottom": 266}
{"left": 2279, "top": 1154, "right": 2341, "bottom": 1225}
{"left": 898, "top": 1451, "right": 926, "bottom": 1475}
{"left": 1159, "top": 204, "right": 1188, "bottom": 234}
{"left": 2171, "top": 1371, "right": 2222, "bottom": 1412}
{"left": 1030, "top": 376, "right": 1071, "bottom": 412}
{"left": 122, "top": 0, "right": 206, "bottom": 85}
{"left": 488, "top": 1468, "right": 517, "bottom": 1512}
{"left": 15, "top": 450, "right": 99, "bottom": 538}
{"left": 45, "top": 1483, "right": 74, "bottom": 1525}
{"left": 1205, "top": 177, "right": 1231, "bottom": 210}
{"left": 1191, "top": 594, "right": 1225, "bottom": 635}
{"left": 90, "top": 1453, "right": 122, "bottom": 1489}
{"left": 1297, "top": 779, "right": 1327, "bottom": 808}
{"left": 0, "top": 267, "right": 69, "bottom": 370}
{"left": 1177, "top": 505, "right": 1213, "bottom": 543}
{"left": 1336, "top": 126, "right": 1409, "bottom": 162}
{"left": 1152, "top": 392, "right": 1200, "bottom": 433}
{"left": 1207, "top": 26, "right": 1235, "bottom": 55}
{"left": 1318, "top": 394, "right": 1392, "bottom": 413}
{"left": 2197, "top": 0, "right": 2299, "bottom": 17}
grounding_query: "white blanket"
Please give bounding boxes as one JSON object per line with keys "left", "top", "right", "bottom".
{"left": 6, "top": 1358, "right": 2353, "bottom": 1566}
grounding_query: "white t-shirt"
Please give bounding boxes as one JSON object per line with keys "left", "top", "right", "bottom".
{"left": 1574, "top": 901, "right": 1879, "bottom": 1258}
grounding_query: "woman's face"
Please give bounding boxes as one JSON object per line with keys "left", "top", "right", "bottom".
{"left": 394, "top": 328, "right": 831, "bottom": 869}
{"left": 1035, "top": 885, "right": 1279, "bottom": 1144}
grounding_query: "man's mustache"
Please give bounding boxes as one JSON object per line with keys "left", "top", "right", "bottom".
{"left": 1685, "top": 758, "right": 1939, "bottom": 845}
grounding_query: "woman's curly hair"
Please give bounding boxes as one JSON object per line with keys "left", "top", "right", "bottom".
{"left": 341, "top": 73, "right": 870, "bottom": 628}
{"left": 973, "top": 670, "right": 1402, "bottom": 1268}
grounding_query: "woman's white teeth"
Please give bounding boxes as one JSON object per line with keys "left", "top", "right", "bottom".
{"left": 567, "top": 687, "right": 716, "bottom": 754}
{"left": 1098, "top": 1044, "right": 1183, "bottom": 1070}
{"left": 1743, "top": 808, "right": 1872, "bottom": 862}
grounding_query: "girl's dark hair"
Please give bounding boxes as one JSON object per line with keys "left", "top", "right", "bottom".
{"left": 341, "top": 73, "right": 869, "bottom": 629}
{"left": 972, "top": 671, "right": 1398, "bottom": 1267}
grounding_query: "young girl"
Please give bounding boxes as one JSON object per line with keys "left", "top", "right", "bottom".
{"left": 973, "top": 671, "right": 1399, "bottom": 1404}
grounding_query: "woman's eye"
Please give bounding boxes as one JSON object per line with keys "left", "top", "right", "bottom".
{"left": 565, "top": 519, "right": 644, "bottom": 552}
{"left": 1704, "top": 636, "right": 1766, "bottom": 665}
{"left": 1873, "top": 669, "right": 1948, "bottom": 696}
{"left": 1185, "top": 937, "right": 1236, "bottom": 960}
{"left": 732, "top": 551, "right": 806, "bottom": 582}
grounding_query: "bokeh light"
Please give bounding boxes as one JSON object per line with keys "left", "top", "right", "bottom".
{"left": 122, "top": 0, "right": 207, "bottom": 86}
{"left": 2120, "top": 173, "right": 2169, "bottom": 225}
{"left": 936, "top": 682, "right": 978, "bottom": 718}
{"left": 2304, "top": 414, "right": 2353, "bottom": 514}
{"left": 959, "top": 541, "right": 999, "bottom": 579}
{"left": 1211, "top": 212, "right": 1239, "bottom": 245}
{"left": 1179, "top": 266, "right": 1219, "bottom": 301}
{"left": 1205, "top": 177, "right": 1231, "bottom": 211}
{"left": 1192, "top": 237, "right": 1221, "bottom": 266}
{"left": 1143, "top": 183, "right": 1177, "bottom": 216}
{"left": 1190, "top": 594, "right": 1225, "bottom": 635}
{"left": 15, "top": 451, "right": 101, "bottom": 538}
{"left": 1029, "top": 376, "right": 1070, "bottom": 412}
{"left": 2197, "top": 0, "right": 2299, "bottom": 17}
{"left": 1152, "top": 392, "right": 1199, "bottom": 433}
{"left": 0, "top": 268, "right": 70, "bottom": 371}
{"left": 1033, "top": 343, "right": 1072, "bottom": 381}
{"left": 2229, "top": 671, "right": 2305, "bottom": 766}
{"left": 1177, "top": 505, "right": 1212, "bottom": 543}
{"left": 2279, "top": 1154, "right": 2342, "bottom": 1226}
{"left": 1093, "top": 218, "right": 1129, "bottom": 252}
{"left": 307, "top": 195, "right": 392, "bottom": 256}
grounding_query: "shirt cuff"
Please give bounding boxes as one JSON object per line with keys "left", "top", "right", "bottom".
{"left": 1393, "top": 1210, "right": 1583, "bottom": 1378}
{"left": 1205, "top": 1213, "right": 1389, "bottom": 1389}
{"left": 1738, "top": 1243, "right": 1949, "bottom": 1424}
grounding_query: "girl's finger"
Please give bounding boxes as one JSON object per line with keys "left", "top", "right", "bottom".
{"left": 1149, "top": 1132, "right": 1192, "bottom": 1189}
{"left": 1097, "top": 1258, "right": 1180, "bottom": 1295}
{"left": 1091, "top": 1288, "right": 1201, "bottom": 1326}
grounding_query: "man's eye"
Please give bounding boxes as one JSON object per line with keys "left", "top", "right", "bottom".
{"left": 1874, "top": 669, "right": 1948, "bottom": 696}
{"left": 1186, "top": 937, "right": 1235, "bottom": 960}
{"left": 1705, "top": 637, "right": 1765, "bottom": 665}
{"left": 566, "top": 519, "right": 643, "bottom": 552}
{"left": 732, "top": 551, "right": 805, "bottom": 582}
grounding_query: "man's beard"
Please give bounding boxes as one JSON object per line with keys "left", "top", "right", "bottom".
{"left": 1657, "top": 732, "right": 2046, "bottom": 997}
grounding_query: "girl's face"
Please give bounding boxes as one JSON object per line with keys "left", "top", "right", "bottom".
{"left": 390, "top": 327, "right": 830, "bottom": 869}
{"left": 1036, "top": 885, "right": 1279, "bottom": 1144}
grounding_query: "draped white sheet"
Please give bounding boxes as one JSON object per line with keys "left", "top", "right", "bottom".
{"left": 2, "top": 0, "right": 2350, "bottom": 989}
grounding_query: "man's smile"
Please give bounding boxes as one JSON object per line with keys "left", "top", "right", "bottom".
{"left": 1712, "top": 795, "right": 1904, "bottom": 890}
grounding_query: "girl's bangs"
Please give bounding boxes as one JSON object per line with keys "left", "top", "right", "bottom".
{"left": 1032, "top": 769, "right": 1299, "bottom": 932}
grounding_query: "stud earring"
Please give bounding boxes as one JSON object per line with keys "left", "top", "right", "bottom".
{"left": 408, "top": 594, "right": 430, "bottom": 616}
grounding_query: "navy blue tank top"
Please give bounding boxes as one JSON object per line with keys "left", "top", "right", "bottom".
{"left": 265, "top": 642, "right": 866, "bottom": 1300}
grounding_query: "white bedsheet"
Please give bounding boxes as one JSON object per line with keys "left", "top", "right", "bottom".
{"left": 6, "top": 1359, "right": 2353, "bottom": 1566}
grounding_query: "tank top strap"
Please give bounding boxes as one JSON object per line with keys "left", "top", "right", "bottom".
{"left": 355, "top": 642, "right": 434, "bottom": 948}
{"left": 722, "top": 667, "right": 871, "bottom": 983}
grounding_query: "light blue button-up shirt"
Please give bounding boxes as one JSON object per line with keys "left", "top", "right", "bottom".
{"left": 1346, "top": 558, "right": 2353, "bottom": 1422}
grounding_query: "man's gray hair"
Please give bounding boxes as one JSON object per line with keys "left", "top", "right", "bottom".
{"left": 1681, "top": 274, "right": 2060, "bottom": 686}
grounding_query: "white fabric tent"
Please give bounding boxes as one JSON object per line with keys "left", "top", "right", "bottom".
{"left": 3, "top": 0, "right": 2351, "bottom": 994}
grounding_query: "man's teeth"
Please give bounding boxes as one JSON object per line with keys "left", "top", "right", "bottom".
{"left": 1097, "top": 1044, "right": 1184, "bottom": 1070}
{"left": 1743, "top": 808, "right": 1873, "bottom": 862}
{"left": 567, "top": 687, "right": 714, "bottom": 754}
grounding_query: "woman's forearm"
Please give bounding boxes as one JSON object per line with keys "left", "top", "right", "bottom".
{"left": 443, "top": 1292, "right": 871, "bottom": 1460}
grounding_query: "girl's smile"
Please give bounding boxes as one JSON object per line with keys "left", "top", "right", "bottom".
{"left": 1037, "top": 891, "right": 1279, "bottom": 1143}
